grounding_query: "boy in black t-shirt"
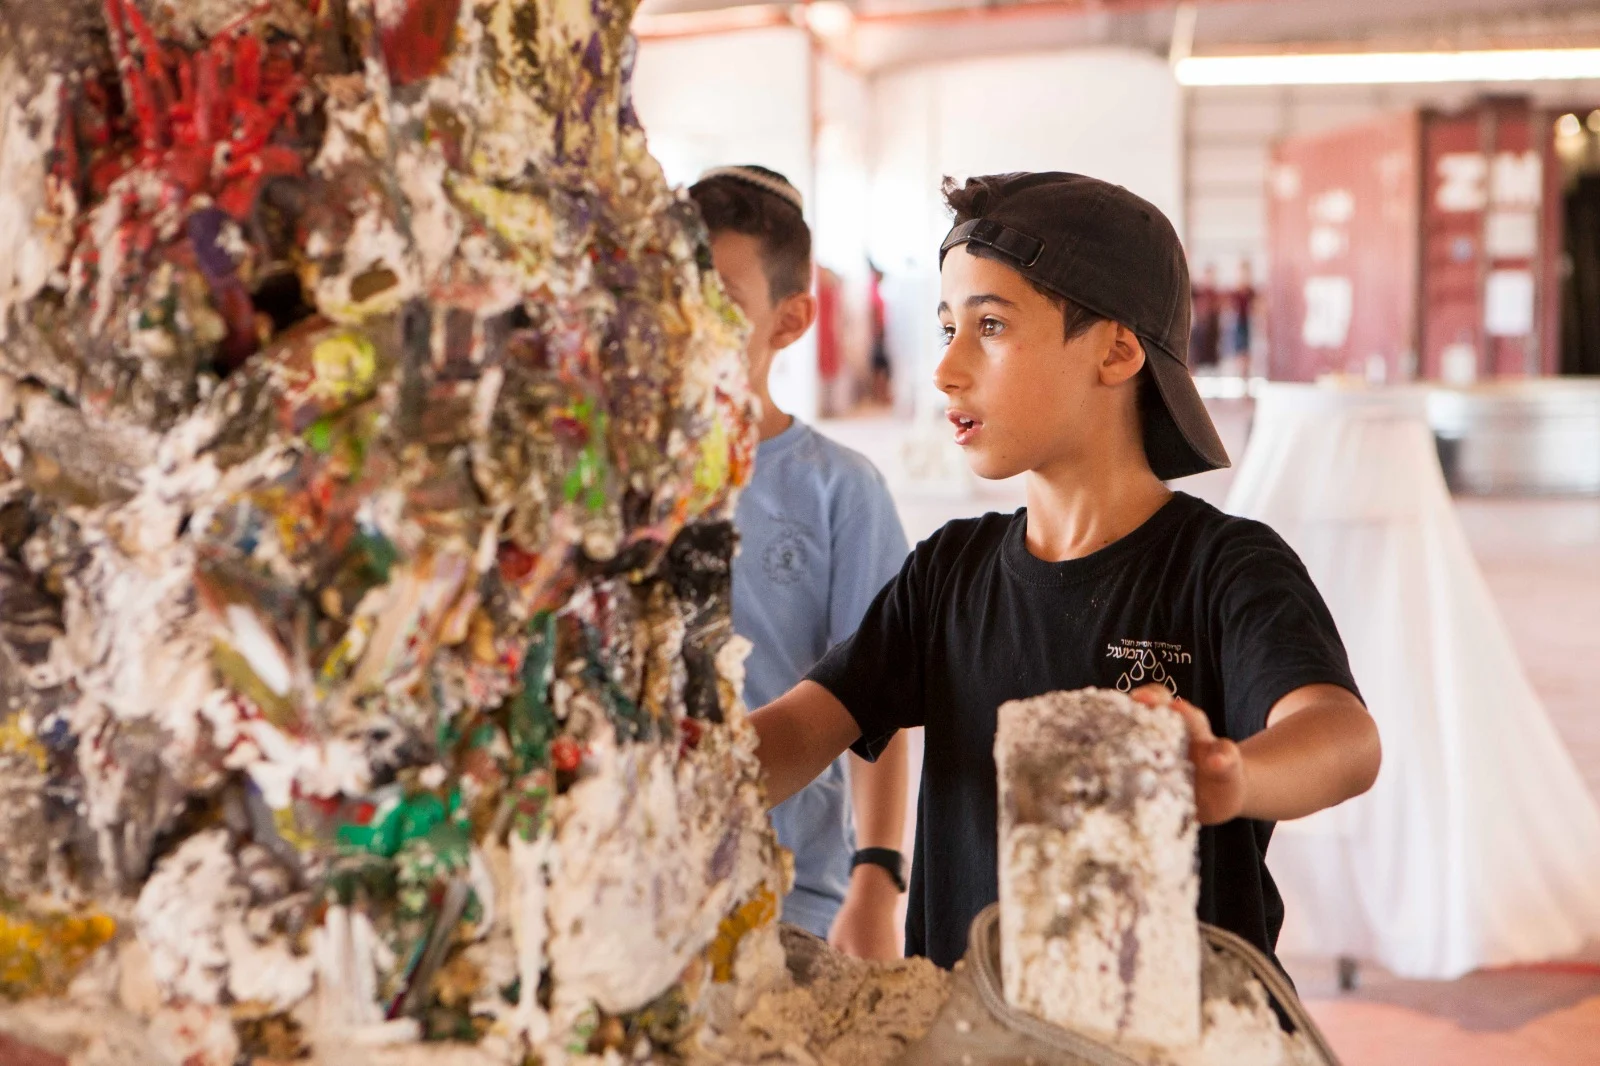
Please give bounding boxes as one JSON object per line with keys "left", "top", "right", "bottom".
{"left": 748, "top": 172, "right": 1382, "bottom": 971}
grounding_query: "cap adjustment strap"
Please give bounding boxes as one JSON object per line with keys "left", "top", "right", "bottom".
{"left": 940, "top": 217, "right": 1045, "bottom": 268}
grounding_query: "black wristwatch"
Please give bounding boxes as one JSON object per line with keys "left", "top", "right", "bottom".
{"left": 851, "top": 847, "right": 907, "bottom": 892}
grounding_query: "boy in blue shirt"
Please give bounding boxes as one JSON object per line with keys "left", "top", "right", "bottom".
{"left": 689, "top": 166, "right": 911, "bottom": 959}
{"left": 748, "top": 172, "right": 1382, "bottom": 970}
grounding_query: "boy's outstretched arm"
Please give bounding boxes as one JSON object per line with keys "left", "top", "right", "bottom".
{"left": 1133, "top": 684, "right": 1381, "bottom": 825}
{"left": 750, "top": 680, "right": 863, "bottom": 807}
{"left": 829, "top": 732, "right": 909, "bottom": 960}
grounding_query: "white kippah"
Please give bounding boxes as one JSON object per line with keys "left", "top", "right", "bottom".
{"left": 696, "top": 165, "right": 805, "bottom": 213}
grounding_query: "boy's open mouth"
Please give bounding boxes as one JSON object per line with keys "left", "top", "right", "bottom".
{"left": 947, "top": 409, "right": 982, "bottom": 445}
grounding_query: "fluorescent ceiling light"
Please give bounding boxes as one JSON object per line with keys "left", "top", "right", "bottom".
{"left": 1175, "top": 49, "right": 1600, "bottom": 86}
{"left": 804, "top": 0, "right": 855, "bottom": 39}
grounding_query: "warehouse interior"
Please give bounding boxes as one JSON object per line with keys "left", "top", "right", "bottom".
{"left": 631, "top": 2, "right": 1600, "bottom": 1063}
{"left": 1, "top": 2, "right": 1599, "bottom": 1064}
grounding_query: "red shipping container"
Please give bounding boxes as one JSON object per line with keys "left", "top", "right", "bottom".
{"left": 1267, "top": 99, "right": 1566, "bottom": 383}
{"left": 1267, "top": 112, "right": 1421, "bottom": 383}
{"left": 1419, "top": 100, "right": 1562, "bottom": 381}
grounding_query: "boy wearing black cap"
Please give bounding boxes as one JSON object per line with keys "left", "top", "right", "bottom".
{"left": 749, "top": 173, "right": 1382, "bottom": 971}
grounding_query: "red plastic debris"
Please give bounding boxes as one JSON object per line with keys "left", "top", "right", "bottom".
{"left": 498, "top": 544, "right": 538, "bottom": 583}
{"left": 550, "top": 415, "right": 589, "bottom": 446}
{"left": 380, "top": 0, "right": 464, "bottom": 87}
{"left": 550, "top": 736, "right": 582, "bottom": 774}
{"left": 303, "top": 792, "right": 343, "bottom": 818}
{"left": 678, "top": 716, "right": 703, "bottom": 755}
{"left": 80, "top": 0, "right": 307, "bottom": 221}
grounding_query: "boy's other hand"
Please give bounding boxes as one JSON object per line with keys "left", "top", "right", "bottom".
{"left": 1129, "top": 685, "right": 1246, "bottom": 825}
{"left": 828, "top": 866, "right": 902, "bottom": 961}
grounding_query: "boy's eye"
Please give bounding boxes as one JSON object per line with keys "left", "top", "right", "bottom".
{"left": 980, "top": 317, "right": 1004, "bottom": 337}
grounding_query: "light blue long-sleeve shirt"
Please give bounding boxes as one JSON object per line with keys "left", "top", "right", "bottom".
{"left": 732, "top": 419, "right": 910, "bottom": 938}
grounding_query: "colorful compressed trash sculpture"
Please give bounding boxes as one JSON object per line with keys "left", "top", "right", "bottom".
{"left": 0, "top": 1, "right": 791, "bottom": 1061}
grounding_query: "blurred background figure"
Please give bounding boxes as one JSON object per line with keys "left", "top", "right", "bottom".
{"left": 1225, "top": 259, "right": 1258, "bottom": 377}
{"left": 816, "top": 266, "right": 846, "bottom": 416}
{"left": 868, "top": 261, "right": 893, "bottom": 407}
{"left": 1190, "top": 262, "right": 1222, "bottom": 371}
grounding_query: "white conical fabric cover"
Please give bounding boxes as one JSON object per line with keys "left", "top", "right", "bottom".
{"left": 1226, "top": 383, "right": 1600, "bottom": 979}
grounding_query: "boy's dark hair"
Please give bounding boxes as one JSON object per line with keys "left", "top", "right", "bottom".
{"left": 689, "top": 166, "right": 812, "bottom": 303}
{"left": 942, "top": 175, "right": 1158, "bottom": 403}
{"left": 942, "top": 176, "right": 1105, "bottom": 343}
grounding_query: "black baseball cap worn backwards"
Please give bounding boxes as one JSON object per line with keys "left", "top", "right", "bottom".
{"left": 939, "top": 172, "right": 1229, "bottom": 481}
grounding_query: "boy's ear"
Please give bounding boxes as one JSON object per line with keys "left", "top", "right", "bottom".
{"left": 1100, "top": 323, "right": 1146, "bottom": 387}
{"left": 767, "top": 291, "right": 817, "bottom": 353}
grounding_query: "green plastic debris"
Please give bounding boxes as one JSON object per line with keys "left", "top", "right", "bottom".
{"left": 351, "top": 525, "right": 399, "bottom": 585}
{"left": 305, "top": 417, "right": 334, "bottom": 454}
{"left": 580, "top": 623, "right": 648, "bottom": 742}
{"left": 337, "top": 791, "right": 449, "bottom": 859}
{"left": 509, "top": 774, "right": 553, "bottom": 842}
{"left": 558, "top": 399, "right": 610, "bottom": 513}
{"left": 507, "top": 613, "right": 559, "bottom": 773}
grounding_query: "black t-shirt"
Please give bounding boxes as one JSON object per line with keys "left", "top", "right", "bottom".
{"left": 807, "top": 492, "right": 1359, "bottom": 970}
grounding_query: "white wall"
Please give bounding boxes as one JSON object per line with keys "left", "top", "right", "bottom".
{"left": 632, "top": 28, "right": 812, "bottom": 193}
{"left": 815, "top": 58, "right": 872, "bottom": 274}
{"left": 632, "top": 28, "right": 821, "bottom": 422}
{"left": 813, "top": 57, "right": 877, "bottom": 415}
{"left": 630, "top": 41, "right": 1187, "bottom": 423}
{"left": 867, "top": 49, "right": 1185, "bottom": 420}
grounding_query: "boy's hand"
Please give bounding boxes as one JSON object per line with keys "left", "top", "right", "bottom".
{"left": 828, "top": 866, "right": 902, "bottom": 961}
{"left": 1129, "top": 685, "right": 1246, "bottom": 825}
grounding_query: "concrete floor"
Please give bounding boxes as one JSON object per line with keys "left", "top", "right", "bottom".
{"left": 816, "top": 411, "right": 1600, "bottom": 1066}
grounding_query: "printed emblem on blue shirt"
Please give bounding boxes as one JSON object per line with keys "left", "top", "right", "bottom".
{"left": 761, "top": 518, "right": 809, "bottom": 586}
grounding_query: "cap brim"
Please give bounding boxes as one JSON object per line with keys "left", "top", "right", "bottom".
{"left": 1142, "top": 349, "right": 1230, "bottom": 481}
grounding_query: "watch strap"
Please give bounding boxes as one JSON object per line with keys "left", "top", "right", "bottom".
{"left": 851, "top": 847, "right": 907, "bottom": 892}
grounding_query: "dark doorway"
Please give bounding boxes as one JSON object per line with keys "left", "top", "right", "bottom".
{"left": 1561, "top": 173, "right": 1600, "bottom": 375}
